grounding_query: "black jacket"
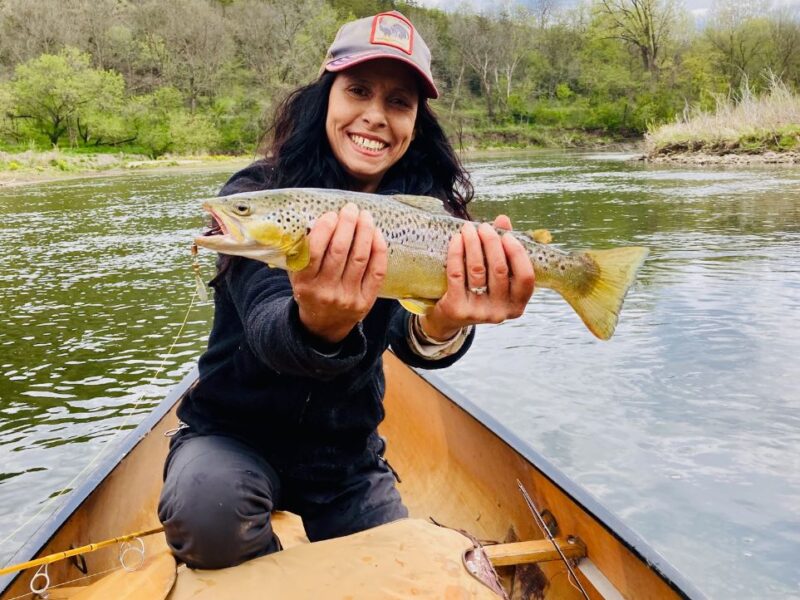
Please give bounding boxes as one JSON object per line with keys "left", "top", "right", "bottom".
{"left": 177, "top": 162, "right": 474, "bottom": 480}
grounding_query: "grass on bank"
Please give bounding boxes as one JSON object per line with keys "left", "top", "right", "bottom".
{"left": 450, "top": 124, "right": 624, "bottom": 150}
{"left": 645, "top": 79, "right": 800, "bottom": 157}
{"left": 0, "top": 147, "right": 247, "bottom": 182}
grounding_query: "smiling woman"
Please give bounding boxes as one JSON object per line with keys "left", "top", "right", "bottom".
{"left": 325, "top": 60, "right": 419, "bottom": 193}
{"left": 157, "top": 11, "right": 536, "bottom": 574}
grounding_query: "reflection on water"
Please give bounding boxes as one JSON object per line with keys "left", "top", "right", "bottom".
{"left": 1, "top": 155, "right": 799, "bottom": 598}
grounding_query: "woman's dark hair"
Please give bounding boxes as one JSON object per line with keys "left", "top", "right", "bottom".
{"left": 259, "top": 70, "right": 473, "bottom": 219}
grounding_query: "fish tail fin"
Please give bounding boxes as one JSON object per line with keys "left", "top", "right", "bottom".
{"left": 559, "top": 247, "right": 649, "bottom": 340}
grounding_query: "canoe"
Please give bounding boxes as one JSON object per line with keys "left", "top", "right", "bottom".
{"left": 0, "top": 353, "right": 703, "bottom": 599}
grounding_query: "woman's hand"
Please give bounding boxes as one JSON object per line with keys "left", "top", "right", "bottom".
{"left": 420, "top": 216, "right": 535, "bottom": 341}
{"left": 289, "top": 203, "right": 387, "bottom": 345}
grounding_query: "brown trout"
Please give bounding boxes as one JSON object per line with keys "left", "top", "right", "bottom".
{"left": 195, "top": 188, "right": 648, "bottom": 340}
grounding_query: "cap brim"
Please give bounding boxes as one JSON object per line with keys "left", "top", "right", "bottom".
{"left": 324, "top": 52, "right": 439, "bottom": 99}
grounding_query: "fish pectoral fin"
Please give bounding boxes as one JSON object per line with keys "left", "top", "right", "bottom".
{"left": 528, "top": 229, "right": 553, "bottom": 244}
{"left": 285, "top": 237, "right": 310, "bottom": 272}
{"left": 392, "top": 194, "right": 449, "bottom": 215}
{"left": 398, "top": 298, "right": 436, "bottom": 315}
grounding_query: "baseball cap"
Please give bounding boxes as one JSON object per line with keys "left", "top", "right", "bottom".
{"left": 320, "top": 11, "right": 439, "bottom": 99}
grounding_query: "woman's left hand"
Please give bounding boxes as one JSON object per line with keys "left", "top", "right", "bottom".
{"left": 419, "top": 215, "right": 535, "bottom": 341}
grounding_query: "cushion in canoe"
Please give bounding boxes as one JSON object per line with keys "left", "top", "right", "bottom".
{"left": 168, "top": 518, "right": 502, "bottom": 599}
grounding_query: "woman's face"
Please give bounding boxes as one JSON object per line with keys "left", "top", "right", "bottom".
{"left": 326, "top": 59, "right": 420, "bottom": 193}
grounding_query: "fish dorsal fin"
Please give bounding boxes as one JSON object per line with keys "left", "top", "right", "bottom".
{"left": 527, "top": 229, "right": 553, "bottom": 244}
{"left": 392, "top": 194, "right": 449, "bottom": 215}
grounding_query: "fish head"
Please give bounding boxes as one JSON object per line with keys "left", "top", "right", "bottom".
{"left": 195, "top": 192, "right": 310, "bottom": 271}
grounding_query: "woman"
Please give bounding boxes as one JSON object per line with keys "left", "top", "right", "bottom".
{"left": 158, "top": 11, "right": 535, "bottom": 569}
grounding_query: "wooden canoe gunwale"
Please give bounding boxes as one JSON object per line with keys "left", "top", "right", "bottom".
{"left": 410, "top": 367, "right": 704, "bottom": 600}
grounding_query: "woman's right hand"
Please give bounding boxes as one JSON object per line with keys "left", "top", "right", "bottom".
{"left": 288, "top": 203, "right": 388, "bottom": 345}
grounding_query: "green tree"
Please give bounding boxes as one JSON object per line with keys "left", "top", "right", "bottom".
{"left": 169, "top": 112, "right": 221, "bottom": 154}
{"left": 210, "top": 90, "right": 262, "bottom": 153}
{"left": 328, "top": 0, "right": 394, "bottom": 19}
{"left": 767, "top": 6, "right": 800, "bottom": 86}
{"left": 10, "top": 48, "right": 125, "bottom": 146}
{"left": 705, "top": 0, "right": 771, "bottom": 91}
{"left": 596, "top": 0, "right": 683, "bottom": 78}
{"left": 450, "top": 12, "right": 504, "bottom": 120}
{"left": 528, "top": 16, "right": 585, "bottom": 99}
{"left": 128, "top": 87, "right": 183, "bottom": 157}
{"left": 127, "top": 86, "right": 221, "bottom": 156}
{"left": 0, "top": 83, "right": 20, "bottom": 143}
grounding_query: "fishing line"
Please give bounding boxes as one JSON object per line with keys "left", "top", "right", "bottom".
{"left": 4, "top": 564, "right": 121, "bottom": 600}
{"left": 516, "top": 479, "right": 590, "bottom": 600}
{"left": 0, "top": 289, "right": 201, "bottom": 569}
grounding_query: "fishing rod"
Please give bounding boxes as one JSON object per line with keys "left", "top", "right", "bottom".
{"left": 0, "top": 526, "right": 165, "bottom": 577}
{"left": 516, "top": 479, "right": 590, "bottom": 600}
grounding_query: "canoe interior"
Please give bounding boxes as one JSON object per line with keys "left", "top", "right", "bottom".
{"left": 0, "top": 354, "right": 697, "bottom": 599}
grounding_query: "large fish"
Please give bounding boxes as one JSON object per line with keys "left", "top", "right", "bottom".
{"left": 195, "top": 188, "right": 648, "bottom": 340}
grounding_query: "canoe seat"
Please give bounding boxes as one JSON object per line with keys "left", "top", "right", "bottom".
{"left": 168, "top": 518, "right": 502, "bottom": 599}
{"left": 483, "top": 537, "right": 586, "bottom": 566}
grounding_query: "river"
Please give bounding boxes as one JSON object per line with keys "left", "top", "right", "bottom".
{"left": 1, "top": 153, "right": 798, "bottom": 598}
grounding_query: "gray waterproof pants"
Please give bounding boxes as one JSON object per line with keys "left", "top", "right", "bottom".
{"left": 157, "top": 432, "right": 408, "bottom": 569}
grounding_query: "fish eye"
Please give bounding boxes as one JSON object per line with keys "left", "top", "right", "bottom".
{"left": 232, "top": 202, "right": 251, "bottom": 216}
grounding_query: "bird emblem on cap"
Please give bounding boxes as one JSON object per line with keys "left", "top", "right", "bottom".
{"left": 370, "top": 12, "right": 414, "bottom": 55}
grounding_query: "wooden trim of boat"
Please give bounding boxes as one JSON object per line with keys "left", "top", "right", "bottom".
{"left": 0, "top": 354, "right": 703, "bottom": 599}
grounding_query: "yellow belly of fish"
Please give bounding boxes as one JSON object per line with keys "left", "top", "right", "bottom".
{"left": 379, "top": 247, "right": 447, "bottom": 314}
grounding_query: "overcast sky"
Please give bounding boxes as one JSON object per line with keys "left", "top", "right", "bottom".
{"left": 415, "top": 0, "right": 800, "bottom": 20}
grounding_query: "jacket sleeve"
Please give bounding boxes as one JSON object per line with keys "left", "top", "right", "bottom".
{"left": 387, "top": 304, "right": 475, "bottom": 370}
{"left": 221, "top": 258, "right": 368, "bottom": 380}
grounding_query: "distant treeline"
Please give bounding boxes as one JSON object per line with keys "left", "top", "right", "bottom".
{"left": 0, "top": 0, "right": 799, "bottom": 156}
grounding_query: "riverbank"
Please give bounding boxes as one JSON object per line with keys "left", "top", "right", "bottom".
{"left": 644, "top": 80, "right": 800, "bottom": 165}
{"left": 639, "top": 150, "right": 800, "bottom": 165}
{"left": 0, "top": 151, "right": 251, "bottom": 188}
{"left": 1, "top": 141, "right": 639, "bottom": 188}
{"left": 6, "top": 144, "right": 799, "bottom": 189}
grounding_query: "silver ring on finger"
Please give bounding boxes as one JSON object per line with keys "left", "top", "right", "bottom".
{"left": 469, "top": 286, "right": 488, "bottom": 295}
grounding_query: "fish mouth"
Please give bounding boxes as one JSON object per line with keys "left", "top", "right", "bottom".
{"left": 201, "top": 210, "right": 226, "bottom": 237}
{"left": 194, "top": 204, "right": 284, "bottom": 265}
{"left": 194, "top": 207, "right": 244, "bottom": 250}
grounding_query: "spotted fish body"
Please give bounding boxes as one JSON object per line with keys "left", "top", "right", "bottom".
{"left": 196, "top": 188, "right": 649, "bottom": 340}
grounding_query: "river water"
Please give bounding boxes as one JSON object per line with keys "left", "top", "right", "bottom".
{"left": 0, "top": 153, "right": 798, "bottom": 598}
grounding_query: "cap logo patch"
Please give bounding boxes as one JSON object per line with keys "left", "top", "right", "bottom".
{"left": 370, "top": 12, "right": 414, "bottom": 55}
